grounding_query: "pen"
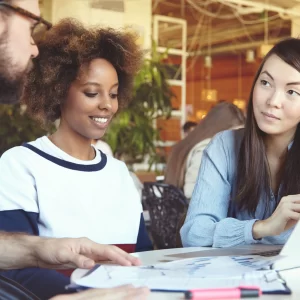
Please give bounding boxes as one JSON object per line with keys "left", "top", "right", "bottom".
{"left": 185, "top": 286, "right": 262, "bottom": 299}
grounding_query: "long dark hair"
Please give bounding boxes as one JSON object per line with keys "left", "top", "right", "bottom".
{"left": 164, "top": 102, "right": 245, "bottom": 189}
{"left": 234, "top": 38, "right": 300, "bottom": 215}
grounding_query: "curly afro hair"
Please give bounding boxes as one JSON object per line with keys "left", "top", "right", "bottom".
{"left": 22, "top": 18, "right": 144, "bottom": 125}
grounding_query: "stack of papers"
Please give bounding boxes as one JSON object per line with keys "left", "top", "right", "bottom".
{"left": 72, "top": 255, "right": 288, "bottom": 292}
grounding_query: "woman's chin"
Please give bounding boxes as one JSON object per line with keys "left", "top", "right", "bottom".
{"left": 256, "top": 122, "right": 282, "bottom": 135}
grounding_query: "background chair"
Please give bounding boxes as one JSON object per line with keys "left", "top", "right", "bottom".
{"left": 142, "top": 182, "right": 188, "bottom": 249}
{"left": 0, "top": 275, "right": 40, "bottom": 300}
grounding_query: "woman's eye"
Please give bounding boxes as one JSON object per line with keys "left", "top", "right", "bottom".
{"left": 84, "top": 92, "right": 98, "bottom": 98}
{"left": 287, "top": 90, "right": 300, "bottom": 96}
{"left": 260, "top": 79, "right": 270, "bottom": 86}
{"left": 110, "top": 93, "right": 118, "bottom": 99}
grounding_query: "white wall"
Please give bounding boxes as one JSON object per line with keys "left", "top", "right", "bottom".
{"left": 90, "top": 9, "right": 124, "bottom": 28}
{"left": 51, "top": 0, "right": 89, "bottom": 25}
{"left": 46, "top": 0, "right": 151, "bottom": 50}
{"left": 51, "top": 0, "right": 124, "bottom": 28}
{"left": 124, "top": 0, "right": 152, "bottom": 50}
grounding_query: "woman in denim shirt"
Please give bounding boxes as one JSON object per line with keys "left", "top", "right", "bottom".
{"left": 181, "top": 38, "right": 300, "bottom": 248}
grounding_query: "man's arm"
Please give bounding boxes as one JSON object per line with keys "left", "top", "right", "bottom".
{"left": 0, "top": 233, "right": 141, "bottom": 270}
{"left": 0, "top": 233, "right": 38, "bottom": 270}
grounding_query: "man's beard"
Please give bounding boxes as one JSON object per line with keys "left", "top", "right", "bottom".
{"left": 0, "top": 31, "right": 30, "bottom": 105}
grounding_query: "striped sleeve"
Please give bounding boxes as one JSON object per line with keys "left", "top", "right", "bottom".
{"left": 0, "top": 148, "right": 39, "bottom": 235}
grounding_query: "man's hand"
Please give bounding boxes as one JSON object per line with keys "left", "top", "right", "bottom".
{"left": 33, "top": 237, "right": 141, "bottom": 269}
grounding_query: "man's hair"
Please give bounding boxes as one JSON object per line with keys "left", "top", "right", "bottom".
{"left": 182, "top": 121, "right": 197, "bottom": 133}
{"left": 22, "top": 18, "right": 144, "bottom": 125}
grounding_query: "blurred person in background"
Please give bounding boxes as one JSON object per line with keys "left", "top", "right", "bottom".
{"left": 184, "top": 103, "right": 245, "bottom": 199}
{"left": 165, "top": 102, "right": 245, "bottom": 200}
{"left": 182, "top": 121, "right": 197, "bottom": 138}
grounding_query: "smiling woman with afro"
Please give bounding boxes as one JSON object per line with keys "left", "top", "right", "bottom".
{"left": 0, "top": 18, "right": 153, "bottom": 299}
{"left": 23, "top": 18, "right": 144, "bottom": 124}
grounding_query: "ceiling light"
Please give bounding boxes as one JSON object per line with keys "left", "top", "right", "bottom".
{"left": 204, "top": 55, "right": 212, "bottom": 68}
{"left": 246, "top": 49, "right": 255, "bottom": 63}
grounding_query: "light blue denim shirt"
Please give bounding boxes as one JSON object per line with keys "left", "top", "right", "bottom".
{"left": 180, "top": 128, "right": 293, "bottom": 248}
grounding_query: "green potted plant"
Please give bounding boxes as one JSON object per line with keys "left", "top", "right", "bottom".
{"left": 104, "top": 43, "right": 174, "bottom": 168}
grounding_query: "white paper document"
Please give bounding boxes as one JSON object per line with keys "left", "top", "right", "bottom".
{"left": 73, "top": 255, "right": 286, "bottom": 292}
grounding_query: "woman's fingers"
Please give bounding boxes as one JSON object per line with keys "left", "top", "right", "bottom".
{"left": 291, "top": 204, "right": 300, "bottom": 213}
{"left": 286, "top": 209, "right": 300, "bottom": 221}
{"left": 281, "top": 195, "right": 300, "bottom": 204}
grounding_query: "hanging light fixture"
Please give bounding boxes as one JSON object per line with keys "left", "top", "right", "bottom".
{"left": 246, "top": 49, "right": 255, "bottom": 63}
{"left": 202, "top": 18, "right": 217, "bottom": 102}
{"left": 233, "top": 53, "right": 246, "bottom": 111}
{"left": 258, "top": 5, "right": 273, "bottom": 58}
{"left": 204, "top": 55, "right": 212, "bottom": 68}
{"left": 201, "top": 88, "right": 217, "bottom": 102}
{"left": 196, "top": 109, "right": 207, "bottom": 120}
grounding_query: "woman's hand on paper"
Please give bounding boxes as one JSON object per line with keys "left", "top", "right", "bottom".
{"left": 50, "top": 285, "right": 149, "bottom": 300}
{"left": 33, "top": 237, "right": 141, "bottom": 269}
{"left": 253, "top": 194, "right": 300, "bottom": 239}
